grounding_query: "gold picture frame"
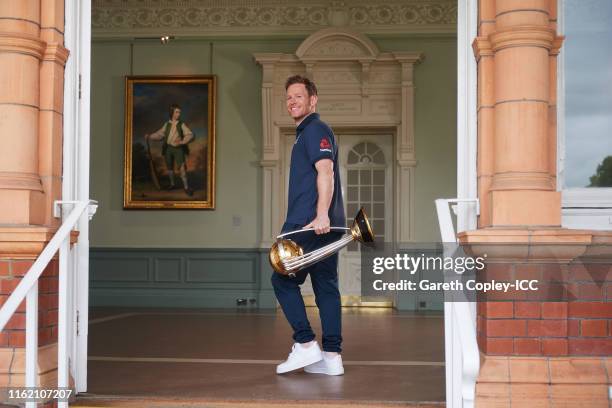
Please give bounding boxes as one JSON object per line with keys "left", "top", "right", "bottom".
{"left": 123, "top": 75, "right": 216, "bottom": 209}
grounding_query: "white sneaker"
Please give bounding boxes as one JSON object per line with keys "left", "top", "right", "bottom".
{"left": 304, "top": 353, "right": 344, "bottom": 375}
{"left": 276, "top": 342, "right": 323, "bottom": 374}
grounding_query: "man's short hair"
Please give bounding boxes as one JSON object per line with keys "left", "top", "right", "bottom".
{"left": 169, "top": 103, "right": 181, "bottom": 119}
{"left": 285, "top": 75, "right": 318, "bottom": 97}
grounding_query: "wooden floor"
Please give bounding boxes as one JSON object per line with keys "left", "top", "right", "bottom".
{"left": 77, "top": 307, "right": 445, "bottom": 406}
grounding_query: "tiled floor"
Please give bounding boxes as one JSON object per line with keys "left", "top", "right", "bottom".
{"left": 83, "top": 307, "right": 445, "bottom": 404}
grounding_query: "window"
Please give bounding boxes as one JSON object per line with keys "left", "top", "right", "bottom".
{"left": 559, "top": 0, "right": 612, "bottom": 229}
{"left": 346, "top": 142, "right": 386, "bottom": 250}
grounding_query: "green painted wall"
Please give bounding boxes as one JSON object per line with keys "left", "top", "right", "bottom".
{"left": 393, "top": 38, "right": 458, "bottom": 243}
{"left": 89, "top": 247, "right": 276, "bottom": 308}
{"left": 90, "top": 35, "right": 456, "bottom": 248}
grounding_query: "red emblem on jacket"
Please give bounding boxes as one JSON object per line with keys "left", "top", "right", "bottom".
{"left": 320, "top": 138, "right": 331, "bottom": 149}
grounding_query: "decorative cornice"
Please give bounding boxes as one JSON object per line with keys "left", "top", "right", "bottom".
{"left": 489, "top": 26, "right": 556, "bottom": 53}
{"left": 0, "top": 33, "right": 45, "bottom": 60}
{"left": 392, "top": 51, "right": 425, "bottom": 64}
{"left": 457, "top": 228, "right": 594, "bottom": 263}
{"left": 0, "top": 172, "right": 44, "bottom": 192}
{"left": 0, "top": 227, "right": 78, "bottom": 259}
{"left": 473, "top": 27, "right": 563, "bottom": 59}
{"left": 490, "top": 172, "right": 556, "bottom": 192}
{"left": 296, "top": 27, "right": 379, "bottom": 61}
{"left": 458, "top": 228, "right": 593, "bottom": 244}
{"left": 91, "top": 0, "right": 457, "bottom": 38}
{"left": 550, "top": 35, "right": 564, "bottom": 56}
{"left": 259, "top": 159, "right": 279, "bottom": 167}
{"left": 397, "top": 159, "right": 418, "bottom": 167}
{"left": 472, "top": 36, "right": 493, "bottom": 60}
{"left": 42, "top": 43, "right": 70, "bottom": 66}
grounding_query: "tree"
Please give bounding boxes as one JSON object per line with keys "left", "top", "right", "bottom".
{"left": 588, "top": 155, "right": 612, "bottom": 187}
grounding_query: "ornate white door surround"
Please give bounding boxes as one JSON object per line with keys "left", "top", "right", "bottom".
{"left": 255, "top": 28, "right": 422, "bottom": 248}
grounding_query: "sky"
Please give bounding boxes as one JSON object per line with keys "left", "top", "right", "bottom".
{"left": 563, "top": 0, "right": 612, "bottom": 187}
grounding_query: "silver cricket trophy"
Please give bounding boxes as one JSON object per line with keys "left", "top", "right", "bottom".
{"left": 269, "top": 207, "right": 375, "bottom": 277}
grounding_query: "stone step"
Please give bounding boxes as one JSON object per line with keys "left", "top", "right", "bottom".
{"left": 72, "top": 397, "right": 445, "bottom": 408}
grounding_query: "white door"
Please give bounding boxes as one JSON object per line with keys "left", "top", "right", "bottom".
{"left": 283, "top": 133, "right": 394, "bottom": 305}
{"left": 338, "top": 134, "right": 393, "bottom": 305}
{"left": 64, "top": 0, "right": 92, "bottom": 393}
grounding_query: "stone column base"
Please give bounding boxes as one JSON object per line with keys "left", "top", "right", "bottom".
{"left": 0, "top": 343, "right": 75, "bottom": 406}
{"left": 490, "top": 190, "right": 561, "bottom": 227}
{"left": 0, "top": 343, "right": 73, "bottom": 387}
{"left": 0, "top": 189, "right": 46, "bottom": 226}
{"left": 476, "top": 355, "right": 611, "bottom": 407}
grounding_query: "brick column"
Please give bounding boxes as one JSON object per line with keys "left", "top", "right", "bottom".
{"left": 474, "top": 0, "right": 563, "bottom": 227}
{"left": 0, "top": 0, "right": 69, "bottom": 398}
{"left": 0, "top": 256, "right": 60, "bottom": 386}
{"left": 0, "top": 0, "right": 46, "bottom": 225}
{"left": 477, "top": 262, "right": 611, "bottom": 358}
{"left": 464, "top": 0, "right": 611, "bottom": 406}
{"left": 460, "top": 229, "right": 612, "bottom": 407}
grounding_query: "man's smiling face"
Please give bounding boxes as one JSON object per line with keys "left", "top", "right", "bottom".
{"left": 286, "top": 83, "right": 317, "bottom": 124}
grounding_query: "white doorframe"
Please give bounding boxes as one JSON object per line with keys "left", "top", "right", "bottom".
{"left": 457, "top": 0, "right": 478, "bottom": 233}
{"left": 448, "top": 1, "right": 479, "bottom": 407}
{"left": 75, "top": 2, "right": 476, "bottom": 401}
{"left": 63, "top": 0, "right": 92, "bottom": 393}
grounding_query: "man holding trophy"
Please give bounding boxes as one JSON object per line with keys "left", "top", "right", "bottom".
{"left": 271, "top": 75, "right": 346, "bottom": 376}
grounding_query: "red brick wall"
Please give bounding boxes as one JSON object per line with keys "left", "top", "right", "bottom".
{"left": 0, "top": 258, "right": 59, "bottom": 347}
{"left": 477, "top": 262, "right": 612, "bottom": 356}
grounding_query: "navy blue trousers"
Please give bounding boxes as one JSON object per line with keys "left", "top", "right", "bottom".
{"left": 271, "top": 224, "right": 343, "bottom": 352}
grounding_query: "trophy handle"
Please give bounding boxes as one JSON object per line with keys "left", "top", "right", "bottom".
{"left": 276, "top": 227, "right": 350, "bottom": 240}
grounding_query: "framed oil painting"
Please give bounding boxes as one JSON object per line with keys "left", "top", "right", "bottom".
{"left": 123, "top": 75, "right": 216, "bottom": 209}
